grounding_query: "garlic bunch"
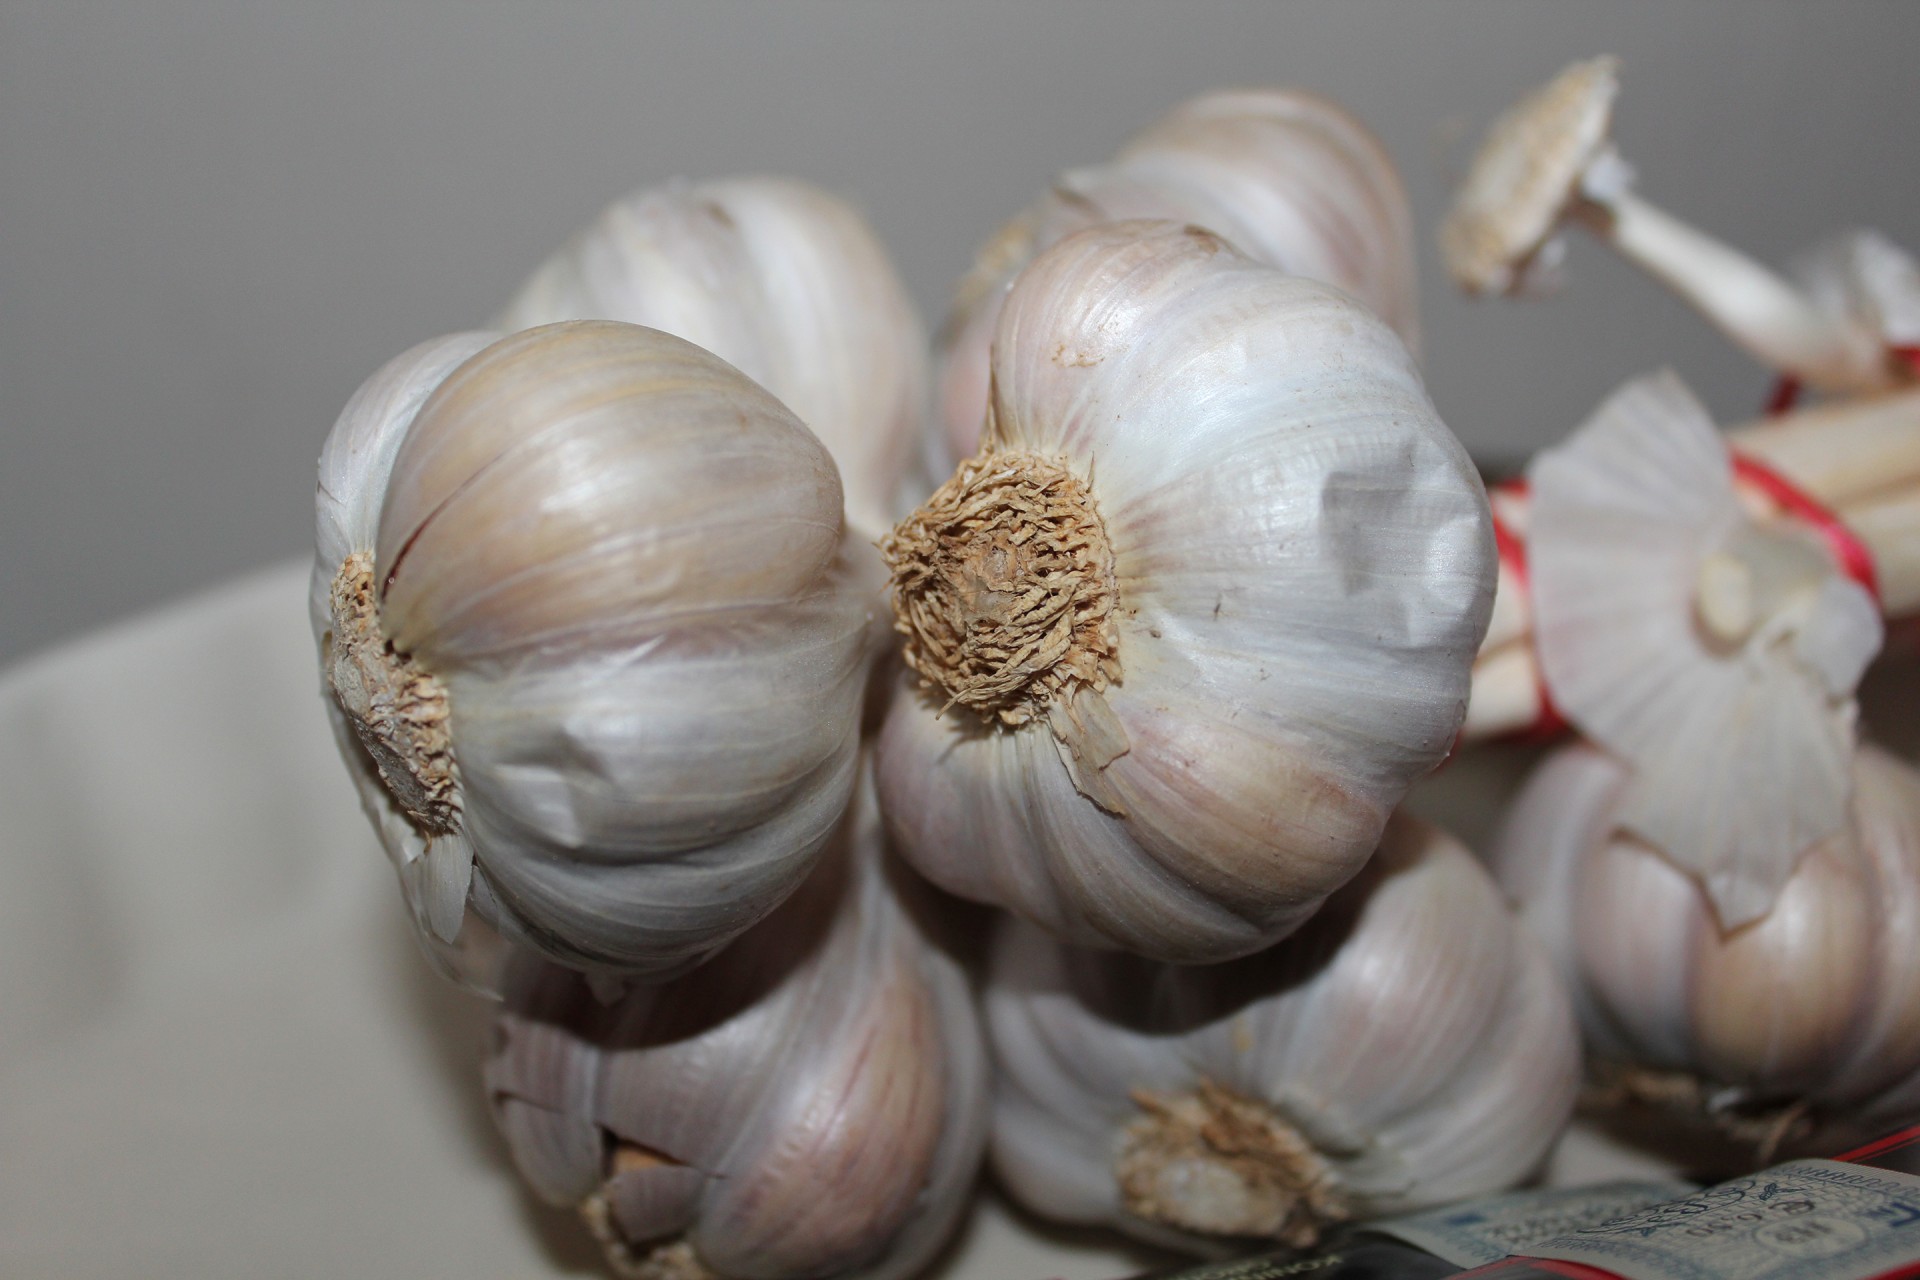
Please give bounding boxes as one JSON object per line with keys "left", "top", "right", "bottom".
{"left": 934, "top": 87, "right": 1420, "bottom": 471}
{"left": 1490, "top": 740, "right": 1920, "bottom": 1152}
{"left": 987, "top": 815, "right": 1579, "bottom": 1253}
{"left": 498, "top": 176, "right": 927, "bottom": 539}
{"left": 1443, "top": 56, "right": 1918, "bottom": 396}
{"left": 1523, "top": 370, "right": 1883, "bottom": 925}
{"left": 876, "top": 220, "right": 1493, "bottom": 964}
{"left": 484, "top": 761, "right": 988, "bottom": 1280}
{"left": 312, "top": 320, "right": 878, "bottom": 984}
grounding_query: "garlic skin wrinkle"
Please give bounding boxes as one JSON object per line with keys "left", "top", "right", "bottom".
{"left": 498, "top": 176, "right": 928, "bottom": 540}
{"left": 1490, "top": 741, "right": 1920, "bottom": 1151}
{"left": 934, "top": 87, "right": 1420, "bottom": 471}
{"left": 986, "top": 815, "right": 1580, "bottom": 1253}
{"left": 1526, "top": 370, "right": 1882, "bottom": 926}
{"left": 484, "top": 765, "right": 988, "bottom": 1280}
{"left": 1443, "top": 57, "right": 1912, "bottom": 395}
{"left": 878, "top": 221, "right": 1494, "bottom": 964}
{"left": 311, "top": 321, "right": 877, "bottom": 984}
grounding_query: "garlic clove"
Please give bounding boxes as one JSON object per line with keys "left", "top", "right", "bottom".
{"left": 1528, "top": 370, "right": 1881, "bottom": 925}
{"left": 1792, "top": 229, "right": 1920, "bottom": 354}
{"left": 497, "top": 177, "right": 928, "bottom": 542}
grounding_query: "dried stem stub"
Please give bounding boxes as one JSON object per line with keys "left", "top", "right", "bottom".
{"left": 1116, "top": 1080, "right": 1348, "bottom": 1248}
{"left": 325, "top": 551, "right": 459, "bottom": 836}
{"left": 881, "top": 451, "right": 1121, "bottom": 726}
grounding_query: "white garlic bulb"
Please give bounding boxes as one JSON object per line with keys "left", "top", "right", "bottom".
{"left": 1490, "top": 740, "right": 1920, "bottom": 1150}
{"left": 876, "top": 220, "right": 1493, "bottom": 964}
{"left": 498, "top": 176, "right": 928, "bottom": 540}
{"left": 1526, "top": 370, "right": 1883, "bottom": 925}
{"left": 311, "top": 320, "right": 878, "bottom": 984}
{"left": 934, "top": 87, "right": 1421, "bottom": 471}
{"left": 484, "top": 760, "right": 988, "bottom": 1280}
{"left": 987, "top": 814, "right": 1579, "bottom": 1253}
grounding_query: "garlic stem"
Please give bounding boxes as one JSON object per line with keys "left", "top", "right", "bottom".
{"left": 1694, "top": 524, "right": 1831, "bottom": 648}
{"left": 1727, "top": 387, "right": 1920, "bottom": 508}
{"left": 1841, "top": 486, "right": 1920, "bottom": 616}
{"left": 1574, "top": 190, "right": 1893, "bottom": 394}
{"left": 1464, "top": 644, "right": 1548, "bottom": 742}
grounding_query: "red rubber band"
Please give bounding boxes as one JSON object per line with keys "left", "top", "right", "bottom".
{"left": 1488, "top": 478, "right": 1568, "bottom": 741}
{"left": 1730, "top": 453, "right": 1881, "bottom": 607}
{"left": 1893, "top": 343, "right": 1920, "bottom": 378}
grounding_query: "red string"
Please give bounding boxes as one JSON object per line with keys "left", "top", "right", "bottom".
{"left": 1487, "top": 478, "right": 1568, "bottom": 741}
{"left": 1763, "top": 373, "right": 1802, "bottom": 416}
{"left": 1729, "top": 453, "right": 1882, "bottom": 607}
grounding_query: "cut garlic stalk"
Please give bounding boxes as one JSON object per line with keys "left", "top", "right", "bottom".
{"left": 934, "top": 87, "right": 1419, "bottom": 470}
{"left": 1525, "top": 370, "right": 1882, "bottom": 926}
{"left": 1490, "top": 741, "right": 1920, "bottom": 1153}
{"left": 311, "top": 321, "right": 878, "bottom": 984}
{"left": 878, "top": 221, "right": 1493, "bottom": 964}
{"left": 1443, "top": 57, "right": 1912, "bottom": 395}
{"left": 986, "top": 814, "right": 1579, "bottom": 1253}
{"left": 498, "top": 177, "right": 927, "bottom": 540}
{"left": 484, "top": 761, "right": 988, "bottom": 1280}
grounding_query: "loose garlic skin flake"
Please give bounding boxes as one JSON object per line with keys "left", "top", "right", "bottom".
{"left": 1491, "top": 742, "right": 1920, "bottom": 1152}
{"left": 498, "top": 177, "right": 928, "bottom": 541}
{"left": 312, "top": 321, "right": 878, "bottom": 983}
{"left": 934, "top": 88, "right": 1420, "bottom": 471}
{"left": 485, "top": 766, "right": 988, "bottom": 1280}
{"left": 878, "top": 222, "right": 1494, "bottom": 964}
{"left": 986, "top": 816, "right": 1579, "bottom": 1253}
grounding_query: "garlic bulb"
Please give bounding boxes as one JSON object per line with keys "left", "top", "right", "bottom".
{"left": 877, "top": 220, "right": 1493, "bottom": 963}
{"left": 934, "top": 87, "right": 1420, "bottom": 470}
{"left": 498, "top": 176, "right": 927, "bottom": 540}
{"left": 987, "top": 814, "right": 1579, "bottom": 1253}
{"left": 1526, "top": 370, "right": 1882, "bottom": 925}
{"left": 1443, "top": 56, "right": 1914, "bottom": 395}
{"left": 311, "top": 320, "right": 878, "bottom": 984}
{"left": 1489, "top": 740, "right": 1920, "bottom": 1152}
{"left": 484, "top": 760, "right": 988, "bottom": 1280}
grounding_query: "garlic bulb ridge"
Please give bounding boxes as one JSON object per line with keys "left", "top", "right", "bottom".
{"left": 934, "top": 87, "right": 1420, "bottom": 470}
{"left": 878, "top": 220, "right": 1494, "bottom": 964}
{"left": 312, "top": 320, "right": 879, "bottom": 984}
{"left": 498, "top": 176, "right": 928, "bottom": 540}
{"left": 986, "top": 815, "right": 1580, "bottom": 1253}
{"left": 484, "top": 762, "right": 989, "bottom": 1280}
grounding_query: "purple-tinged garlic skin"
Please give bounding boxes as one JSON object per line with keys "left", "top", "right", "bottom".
{"left": 312, "top": 321, "right": 878, "bottom": 987}
{"left": 498, "top": 176, "right": 928, "bottom": 542}
{"left": 934, "top": 87, "right": 1420, "bottom": 473}
{"left": 485, "top": 766, "right": 989, "bottom": 1280}
{"left": 1490, "top": 740, "right": 1920, "bottom": 1151}
{"left": 985, "top": 815, "right": 1579, "bottom": 1254}
{"left": 880, "top": 221, "right": 1493, "bottom": 965}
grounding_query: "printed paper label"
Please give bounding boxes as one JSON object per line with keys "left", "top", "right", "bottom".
{"left": 1369, "top": 1180, "right": 1693, "bottom": 1267}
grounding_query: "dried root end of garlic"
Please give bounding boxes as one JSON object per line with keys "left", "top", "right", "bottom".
{"left": 1115, "top": 1081, "right": 1349, "bottom": 1249}
{"left": 881, "top": 450, "right": 1120, "bottom": 726}
{"left": 1585, "top": 1060, "right": 1817, "bottom": 1166}
{"left": 324, "top": 550, "right": 459, "bottom": 837}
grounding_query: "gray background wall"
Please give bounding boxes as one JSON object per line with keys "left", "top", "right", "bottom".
{"left": 2, "top": 2, "right": 1913, "bottom": 665}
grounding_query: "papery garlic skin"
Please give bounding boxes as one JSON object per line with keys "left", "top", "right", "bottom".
{"left": 934, "top": 88, "right": 1420, "bottom": 470}
{"left": 498, "top": 177, "right": 927, "bottom": 540}
{"left": 311, "top": 321, "right": 877, "bottom": 984}
{"left": 986, "top": 815, "right": 1579, "bottom": 1253}
{"left": 878, "top": 221, "right": 1493, "bottom": 964}
{"left": 1526, "top": 371, "right": 1882, "bottom": 926}
{"left": 1490, "top": 741, "right": 1920, "bottom": 1146}
{"left": 484, "top": 763, "right": 988, "bottom": 1280}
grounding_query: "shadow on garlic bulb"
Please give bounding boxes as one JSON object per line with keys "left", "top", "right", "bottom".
{"left": 484, "top": 760, "right": 989, "bottom": 1280}
{"left": 877, "top": 220, "right": 1493, "bottom": 964}
{"left": 311, "top": 321, "right": 880, "bottom": 987}
{"left": 1489, "top": 740, "right": 1920, "bottom": 1159}
{"left": 986, "top": 814, "right": 1579, "bottom": 1254}
{"left": 933, "top": 86, "right": 1420, "bottom": 473}
{"left": 1527, "top": 370, "right": 1883, "bottom": 926}
{"left": 1442, "top": 56, "right": 1916, "bottom": 396}
{"left": 497, "top": 176, "right": 928, "bottom": 541}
